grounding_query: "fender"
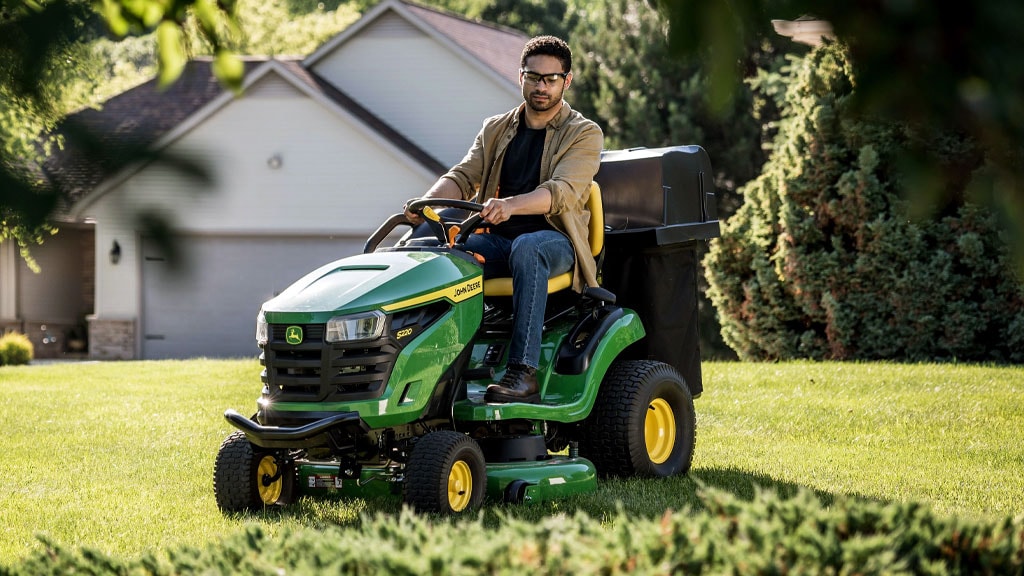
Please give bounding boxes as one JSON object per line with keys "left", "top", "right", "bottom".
{"left": 555, "top": 306, "right": 627, "bottom": 375}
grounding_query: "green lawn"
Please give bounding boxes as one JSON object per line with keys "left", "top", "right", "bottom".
{"left": 0, "top": 359, "right": 1021, "bottom": 566}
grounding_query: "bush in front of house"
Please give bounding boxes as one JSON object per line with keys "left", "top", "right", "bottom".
{"left": 0, "top": 332, "right": 34, "bottom": 366}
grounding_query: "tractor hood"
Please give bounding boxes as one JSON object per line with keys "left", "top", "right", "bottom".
{"left": 260, "top": 250, "right": 482, "bottom": 325}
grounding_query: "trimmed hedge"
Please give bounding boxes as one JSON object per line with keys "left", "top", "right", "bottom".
{"left": 0, "top": 332, "right": 33, "bottom": 366}
{"left": 5, "top": 487, "right": 1022, "bottom": 575}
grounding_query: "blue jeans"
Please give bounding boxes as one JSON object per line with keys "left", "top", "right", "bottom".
{"left": 464, "top": 230, "right": 575, "bottom": 370}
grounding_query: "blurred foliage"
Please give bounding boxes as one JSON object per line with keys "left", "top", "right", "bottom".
{"left": 1, "top": 0, "right": 92, "bottom": 270}
{"left": 652, "top": 0, "right": 1024, "bottom": 274}
{"left": 183, "top": 0, "right": 359, "bottom": 56}
{"left": 428, "top": 0, "right": 572, "bottom": 39}
{"left": 705, "top": 42, "right": 1024, "bottom": 362}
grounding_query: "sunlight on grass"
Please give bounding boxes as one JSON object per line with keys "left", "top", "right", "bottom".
{"left": 1, "top": 359, "right": 1022, "bottom": 566}
{"left": 695, "top": 361, "right": 1024, "bottom": 521}
{"left": 0, "top": 360, "right": 267, "bottom": 562}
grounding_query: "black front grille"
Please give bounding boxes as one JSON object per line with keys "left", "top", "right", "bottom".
{"left": 260, "top": 304, "right": 451, "bottom": 403}
{"left": 262, "top": 323, "right": 397, "bottom": 402}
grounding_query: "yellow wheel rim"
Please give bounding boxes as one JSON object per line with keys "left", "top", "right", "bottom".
{"left": 257, "top": 455, "right": 283, "bottom": 505}
{"left": 447, "top": 460, "right": 473, "bottom": 512}
{"left": 645, "top": 398, "right": 676, "bottom": 464}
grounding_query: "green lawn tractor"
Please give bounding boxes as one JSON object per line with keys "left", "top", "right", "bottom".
{"left": 214, "top": 145, "right": 721, "bottom": 514}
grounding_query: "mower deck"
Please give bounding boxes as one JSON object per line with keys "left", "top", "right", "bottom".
{"left": 296, "top": 455, "right": 597, "bottom": 505}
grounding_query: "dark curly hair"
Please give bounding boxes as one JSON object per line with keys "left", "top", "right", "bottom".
{"left": 521, "top": 35, "right": 572, "bottom": 73}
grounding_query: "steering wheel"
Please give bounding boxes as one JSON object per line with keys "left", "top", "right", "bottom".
{"left": 404, "top": 198, "right": 487, "bottom": 247}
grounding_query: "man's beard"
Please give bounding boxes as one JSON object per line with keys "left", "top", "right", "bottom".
{"left": 526, "top": 90, "right": 560, "bottom": 112}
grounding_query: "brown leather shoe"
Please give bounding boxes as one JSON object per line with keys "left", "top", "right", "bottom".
{"left": 484, "top": 364, "right": 540, "bottom": 404}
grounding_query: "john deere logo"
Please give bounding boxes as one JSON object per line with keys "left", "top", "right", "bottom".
{"left": 285, "top": 326, "right": 303, "bottom": 345}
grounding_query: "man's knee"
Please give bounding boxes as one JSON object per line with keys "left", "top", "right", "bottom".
{"left": 509, "top": 235, "right": 544, "bottom": 268}
{"left": 510, "top": 232, "right": 571, "bottom": 270}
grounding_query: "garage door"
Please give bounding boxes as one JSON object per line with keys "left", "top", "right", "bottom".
{"left": 141, "top": 235, "right": 365, "bottom": 359}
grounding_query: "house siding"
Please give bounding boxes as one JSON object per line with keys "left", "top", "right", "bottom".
{"left": 310, "top": 10, "right": 520, "bottom": 168}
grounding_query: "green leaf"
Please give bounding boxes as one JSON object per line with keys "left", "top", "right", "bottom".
{"left": 156, "top": 20, "right": 186, "bottom": 87}
{"left": 193, "top": 0, "right": 221, "bottom": 37}
{"left": 141, "top": 0, "right": 165, "bottom": 28}
{"left": 212, "top": 49, "right": 244, "bottom": 92}
{"left": 97, "top": 0, "right": 129, "bottom": 36}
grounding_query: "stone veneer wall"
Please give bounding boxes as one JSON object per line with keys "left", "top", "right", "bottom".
{"left": 88, "top": 317, "right": 135, "bottom": 360}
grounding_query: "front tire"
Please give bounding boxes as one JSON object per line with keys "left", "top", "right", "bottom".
{"left": 404, "top": 431, "right": 486, "bottom": 514}
{"left": 580, "top": 360, "right": 695, "bottom": 477}
{"left": 213, "top": 431, "right": 295, "bottom": 512}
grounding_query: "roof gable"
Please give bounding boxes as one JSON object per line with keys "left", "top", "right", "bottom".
{"left": 304, "top": 0, "right": 527, "bottom": 88}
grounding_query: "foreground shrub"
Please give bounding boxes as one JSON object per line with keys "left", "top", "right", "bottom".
{"left": 6, "top": 487, "right": 1023, "bottom": 575}
{"left": 0, "top": 333, "right": 33, "bottom": 366}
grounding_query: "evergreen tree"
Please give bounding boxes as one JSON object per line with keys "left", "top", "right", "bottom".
{"left": 705, "top": 42, "right": 1024, "bottom": 362}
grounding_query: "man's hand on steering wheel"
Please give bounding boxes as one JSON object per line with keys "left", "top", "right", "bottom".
{"left": 479, "top": 197, "right": 513, "bottom": 225}
{"left": 403, "top": 198, "right": 488, "bottom": 247}
{"left": 403, "top": 198, "right": 426, "bottom": 225}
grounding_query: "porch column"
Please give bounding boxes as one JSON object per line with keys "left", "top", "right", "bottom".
{"left": 0, "top": 242, "right": 16, "bottom": 323}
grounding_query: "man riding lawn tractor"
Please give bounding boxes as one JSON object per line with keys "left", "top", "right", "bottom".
{"left": 214, "top": 35, "right": 720, "bottom": 513}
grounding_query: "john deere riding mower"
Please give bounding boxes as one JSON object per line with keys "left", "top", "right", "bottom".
{"left": 214, "top": 145, "right": 720, "bottom": 513}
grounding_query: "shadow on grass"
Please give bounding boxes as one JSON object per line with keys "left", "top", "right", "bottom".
{"left": 222, "top": 465, "right": 889, "bottom": 529}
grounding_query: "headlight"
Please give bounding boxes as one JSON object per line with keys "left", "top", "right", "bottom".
{"left": 326, "top": 310, "right": 387, "bottom": 343}
{"left": 256, "top": 311, "right": 268, "bottom": 345}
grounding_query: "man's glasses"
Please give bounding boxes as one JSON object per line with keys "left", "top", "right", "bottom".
{"left": 520, "top": 69, "right": 569, "bottom": 86}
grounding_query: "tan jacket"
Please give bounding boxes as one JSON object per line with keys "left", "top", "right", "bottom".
{"left": 441, "top": 101, "right": 604, "bottom": 291}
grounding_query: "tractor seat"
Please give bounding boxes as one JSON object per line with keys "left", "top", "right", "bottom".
{"left": 483, "top": 181, "right": 604, "bottom": 296}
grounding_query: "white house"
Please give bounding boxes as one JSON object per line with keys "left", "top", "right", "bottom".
{"left": 0, "top": 0, "right": 528, "bottom": 359}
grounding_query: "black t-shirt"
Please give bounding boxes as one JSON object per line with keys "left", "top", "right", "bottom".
{"left": 492, "top": 119, "right": 554, "bottom": 239}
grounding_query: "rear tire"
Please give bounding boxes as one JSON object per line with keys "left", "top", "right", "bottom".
{"left": 404, "top": 431, "right": 486, "bottom": 514}
{"left": 580, "top": 360, "right": 695, "bottom": 477}
{"left": 213, "top": 431, "right": 295, "bottom": 512}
